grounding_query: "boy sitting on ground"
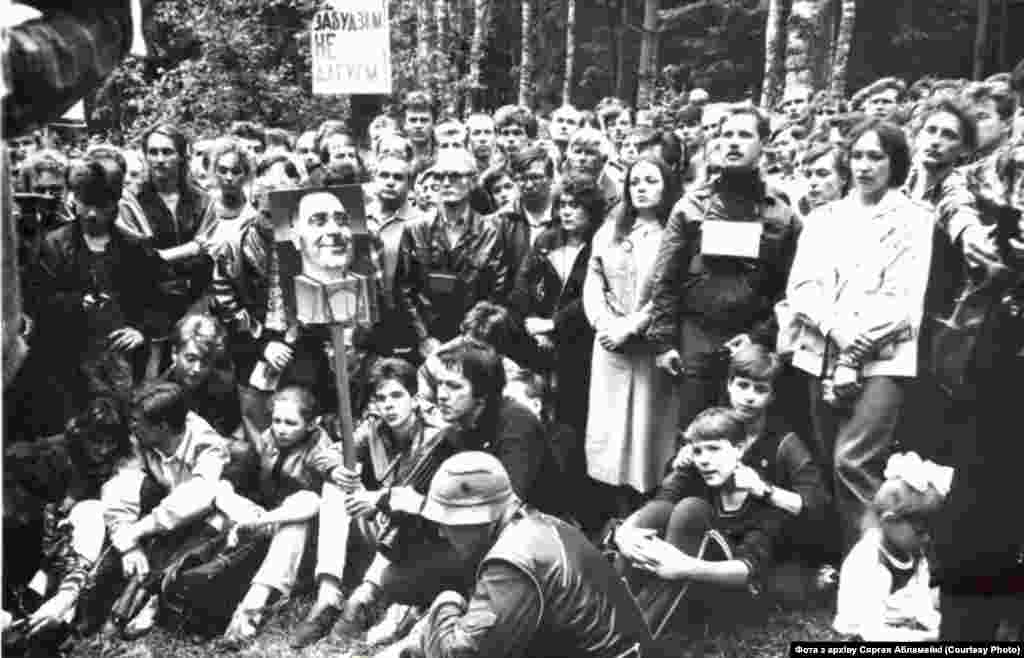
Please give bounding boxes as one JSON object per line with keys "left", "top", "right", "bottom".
{"left": 292, "top": 358, "right": 445, "bottom": 650}
{"left": 613, "top": 407, "right": 789, "bottom": 636}
{"left": 214, "top": 386, "right": 345, "bottom": 648}
{"left": 674, "top": 343, "right": 833, "bottom": 592}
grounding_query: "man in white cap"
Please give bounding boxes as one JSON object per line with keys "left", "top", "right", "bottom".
{"left": 413, "top": 451, "right": 655, "bottom": 658}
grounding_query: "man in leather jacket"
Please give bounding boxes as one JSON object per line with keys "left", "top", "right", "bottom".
{"left": 394, "top": 149, "right": 509, "bottom": 360}
{"left": 415, "top": 451, "right": 655, "bottom": 658}
{"left": 648, "top": 106, "right": 801, "bottom": 430}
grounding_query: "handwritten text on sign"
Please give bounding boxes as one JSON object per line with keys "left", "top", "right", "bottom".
{"left": 312, "top": 0, "right": 392, "bottom": 95}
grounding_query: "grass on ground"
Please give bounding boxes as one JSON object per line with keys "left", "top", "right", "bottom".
{"left": 67, "top": 590, "right": 845, "bottom": 658}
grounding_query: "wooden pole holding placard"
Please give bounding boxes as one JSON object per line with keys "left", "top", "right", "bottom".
{"left": 329, "top": 324, "right": 356, "bottom": 469}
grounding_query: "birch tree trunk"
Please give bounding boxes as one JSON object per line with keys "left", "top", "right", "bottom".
{"left": 973, "top": 0, "right": 991, "bottom": 80}
{"left": 417, "top": 1, "right": 435, "bottom": 93}
{"left": 562, "top": 0, "right": 576, "bottom": 105}
{"left": 784, "top": 0, "right": 834, "bottom": 98}
{"left": 469, "top": 0, "right": 489, "bottom": 111}
{"left": 435, "top": 0, "right": 451, "bottom": 109}
{"left": 636, "top": 0, "right": 660, "bottom": 108}
{"left": 518, "top": 0, "right": 535, "bottom": 107}
{"left": 760, "top": 0, "right": 789, "bottom": 109}
{"left": 829, "top": 0, "right": 856, "bottom": 98}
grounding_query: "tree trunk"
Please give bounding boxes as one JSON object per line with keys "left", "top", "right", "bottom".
{"left": 784, "top": 0, "right": 834, "bottom": 98}
{"left": 417, "top": 1, "right": 435, "bottom": 94}
{"left": 760, "top": 0, "right": 789, "bottom": 108}
{"left": 999, "top": 0, "right": 1009, "bottom": 71}
{"left": 436, "top": 0, "right": 451, "bottom": 111}
{"left": 829, "top": 0, "right": 855, "bottom": 98}
{"left": 973, "top": 0, "right": 991, "bottom": 80}
{"left": 562, "top": 0, "right": 576, "bottom": 105}
{"left": 636, "top": 0, "right": 660, "bottom": 108}
{"left": 469, "top": 0, "right": 490, "bottom": 111}
{"left": 518, "top": 0, "right": 535, "bottom": 107}
{"left": 615, "top": 0, "right": 632, "bottom": 101}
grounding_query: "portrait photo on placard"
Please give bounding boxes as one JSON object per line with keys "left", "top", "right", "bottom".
{"left": 264, "top": 185, "right": 378, "bottom": 327}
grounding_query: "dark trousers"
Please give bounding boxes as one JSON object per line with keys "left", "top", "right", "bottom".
{"left": 809, "top": 376, "right": 905, "bottom": 551}
{"left": 623, "top": 498, "right": 748, "bottom": 637}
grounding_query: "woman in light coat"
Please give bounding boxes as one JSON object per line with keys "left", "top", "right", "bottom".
{"left": 777, "top": 119, "right": 934, "bottom": 550}
{"left": 584, "top": 157, "right": 682, "bottom": 517}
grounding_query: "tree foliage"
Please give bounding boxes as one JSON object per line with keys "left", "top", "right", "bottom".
{"left": 85, "top": 0, "right": 1020, "bottom": 140}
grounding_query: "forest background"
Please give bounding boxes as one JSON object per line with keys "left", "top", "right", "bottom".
{"left": 81, "top": 0, "right": 1024, "bottom": 141}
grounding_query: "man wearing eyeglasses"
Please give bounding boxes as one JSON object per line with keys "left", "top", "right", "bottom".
{"left": 395, "top": 150, "right": 508, "bottom": 359}
{"left": 502, "top": 146, "right": 557, "bottom": 282}
{"left": 28, "top": 156, "right": 170, "bottom": 421}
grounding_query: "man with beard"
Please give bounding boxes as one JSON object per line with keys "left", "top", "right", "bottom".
{"left": 308, "top": 132, "right": 367, "bottom": 187}
{"left": 549, "top": 105, "right": 582, "bottom": 159}
{"left": 466, "top": 113, "right": 499, "bottom": 171}
{"left": 648, "top": 107, "right": 800, "bottom": 431}
{"left": 404, "top": 91, "right": 437, "bottom": 169}
{"left": 367, "top": 156, "right": 420, "bottom": 356}
{"left": 395, "top": 150, "right": 508, "bottom": 358}
{"left": 412, "top": 452, "right": 655, "bottom": 658}
{"left": 26, "top": 157, "right": 170, "bottom": 422}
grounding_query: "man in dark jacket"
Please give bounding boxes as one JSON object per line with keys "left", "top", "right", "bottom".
{"left": 648, "top": 106, "right": 800, "bottom": 430}
{"left": 26, "top": 156, "right": 170, "bottom": 420}
{"left": 135, "top": 124, "right": 214, "bottom": 332}
{"left": 415, "top": 451, "right": 655, "bottom": 658}
{"left": 394, "top": 150, "right": 508, "bottom": 359}
{"left": 330, "top": 339, "right": 557, "bottom": 642}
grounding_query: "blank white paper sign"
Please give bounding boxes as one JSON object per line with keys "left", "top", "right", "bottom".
{"left": 700, "top": 220, "right": 763, "bottom": 258}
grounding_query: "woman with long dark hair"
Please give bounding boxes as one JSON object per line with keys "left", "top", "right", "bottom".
{"left": 511, "top": 173, "right": 604, "bottom": 464}
{"left": 583, "top": 156, "right": 682, "bottom": 517}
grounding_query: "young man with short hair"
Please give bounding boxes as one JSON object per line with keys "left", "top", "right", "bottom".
{"left": 494, "top": 105, "right": 537, "bottom": 159}
{"left": 404, "top": 91, "right": 436, "bottom": 168}
{"left": 466, "top": 113, "right": 499, "bottom": 171}
{"left": 101, "top": 382, "right": 229, "bottom": 636}
{"left": 292, "top": 359, "right": 445, "bottom": 648}
{"left": 614, "top": 408, "right": 789, "bottom": 634}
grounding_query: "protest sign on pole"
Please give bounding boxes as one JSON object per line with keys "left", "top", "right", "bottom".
{"left": 312, "top": 0, "right": 392, "bottom": 95}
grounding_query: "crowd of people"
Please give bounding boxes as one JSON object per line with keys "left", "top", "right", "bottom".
{"left": 5, "top": 56, "right": 1024, "bottom": 657}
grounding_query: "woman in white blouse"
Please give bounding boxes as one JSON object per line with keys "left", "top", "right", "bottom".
{"left": 777, "top": 119, "right": 935, "bottom": 550}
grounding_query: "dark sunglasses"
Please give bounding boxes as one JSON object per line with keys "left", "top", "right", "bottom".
{"left": 216, "top": 165, "right": 244, "bottom": 176}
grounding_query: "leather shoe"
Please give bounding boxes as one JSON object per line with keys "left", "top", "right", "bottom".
{"left": 290, "top": 603, "right": 342, "bottom": 649}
